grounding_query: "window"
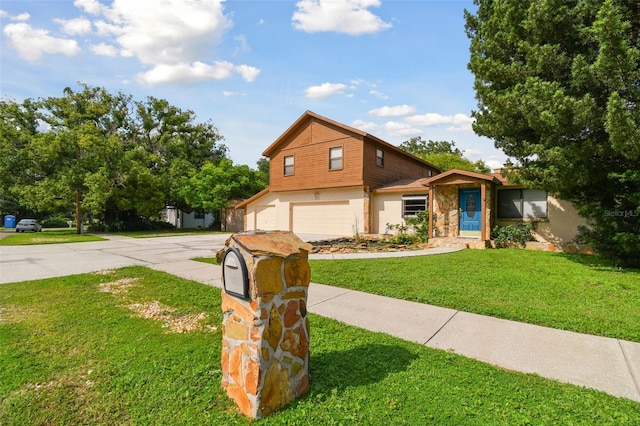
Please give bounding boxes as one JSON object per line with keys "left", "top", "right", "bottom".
{"left": 329, "top": 146, "right": 343, "bottom": 170}
{"left": 194, "top": 210, "right": 205, "bottom": 219}
{"left": 498, "top": 189, "right": 547, "bottom": 219}
{"left": 376, "top": 148, "right": 384, "bottom": 167}
{"left": 284, "top": 155, "right": 294, "bottom": 176}
{"left": 402, "top": 195, "right": 427, "bottom": 217}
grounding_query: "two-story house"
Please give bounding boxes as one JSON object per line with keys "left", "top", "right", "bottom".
{"left": 237, "top": 111, "right": 441, "bottom": 236}
{"left": 238, "top": 111, "right": 589, "bottom": 252}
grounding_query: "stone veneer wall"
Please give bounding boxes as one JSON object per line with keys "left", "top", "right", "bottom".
{"left": 433, "top": 185, "right": 459, "bottom": 238}
{"left": 219, "top": 232, "right": 311, "bottom": 418}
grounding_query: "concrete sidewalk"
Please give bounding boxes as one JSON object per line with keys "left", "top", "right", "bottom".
{"left": 151, "top": 258, "right": 640, "bottom": 403}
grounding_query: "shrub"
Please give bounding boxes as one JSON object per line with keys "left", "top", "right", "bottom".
{"left": 492, "top": 222, "right": 535, "bottom": 248}
{"left": 41, "top": 215, "right": 71, "bottom": 228}
{"left": 89, "top": 218, "right": 176, "bottom": 233}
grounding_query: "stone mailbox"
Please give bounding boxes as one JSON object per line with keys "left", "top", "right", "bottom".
{"left": 218, "top": 231, "right": 313, "bottom": 418}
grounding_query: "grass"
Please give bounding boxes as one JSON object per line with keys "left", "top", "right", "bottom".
{"left": 309, "top": 250, "right": 640, "bottom": 342}
{"left": 1, "top": 267, "right": 638, "bottom": 424}
{"left": 0, "top": 229, "right": 106, "bottom": 246}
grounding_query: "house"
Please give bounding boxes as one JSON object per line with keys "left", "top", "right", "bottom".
{"left": 164, "top": 199, "right": 245, "bottom": 232}
{"left": 236, "top": 111, "right": 441, "bottom": 235}
{"left": 237, "top": 111, "right": 587, "bottom": 251}
{"left": 425, "top": 169, "right": 588, "bottom": 250}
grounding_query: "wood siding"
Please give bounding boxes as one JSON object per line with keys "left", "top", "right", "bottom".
{"left": 362, "top": 140, "right": 438, "bottom": 189}
{"left": 269, "top": 117, "right": 365, "bottom": 191}
{"left": 268, "top": 114, "right": 439, "bottom": 192}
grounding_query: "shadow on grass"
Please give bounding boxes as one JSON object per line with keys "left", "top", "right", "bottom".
{"left": 308, "top": 343, "right": 417, "bottom": 393}
{"left": 555, "top": 252, "right": 640, "bottom": 273}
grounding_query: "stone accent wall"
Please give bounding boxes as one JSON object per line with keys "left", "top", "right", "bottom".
{"left": 433, "top": 185, "right": 459, "bottom": 238}
{"left": 219, "top": 232, "right": 312, "bottom": 419}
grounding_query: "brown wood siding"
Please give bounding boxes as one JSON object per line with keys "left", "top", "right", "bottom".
{"left": 269, "top": 118, "right": 365, "bottom": 191}
{"left": 362, "top": 139, "right": 438, "bottom": 189}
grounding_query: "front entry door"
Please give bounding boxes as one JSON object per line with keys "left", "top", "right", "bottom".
{"left": 459, "top": 188, "right": 481, "bottom": 237}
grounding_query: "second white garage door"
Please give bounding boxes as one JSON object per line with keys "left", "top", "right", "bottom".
{"left": 290, "top": 201, "right": 353, "bottom": 235}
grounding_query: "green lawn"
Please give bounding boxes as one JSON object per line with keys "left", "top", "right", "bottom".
{"left": 0, "top": 229, "right": 106, "bottom": 246}
{"left": 1, "top": 267, "right": 638, "bottom": 424}
{"left": 309, "top": 250, "right": 640, "bottom": 342}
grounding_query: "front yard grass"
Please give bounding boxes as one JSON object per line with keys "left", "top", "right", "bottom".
{"left": 0, "top": 230, "right": 105, "bottom": 246}
{"left": 309, "top": 249, "right": 640, "bottom": 342}
{"left": 1, "top": 267, "right": 638, "bottom": 424}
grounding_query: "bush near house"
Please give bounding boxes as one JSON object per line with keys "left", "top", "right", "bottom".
{"left": 492, "top": 222, "right": 535, "bottom": 248}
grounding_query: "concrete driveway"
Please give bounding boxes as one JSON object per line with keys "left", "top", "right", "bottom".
{"left": 0, "top": 232, "right": 345, "bottom": 284}
{"left": 0, "top": 233, "right": 231, "bottom": 284}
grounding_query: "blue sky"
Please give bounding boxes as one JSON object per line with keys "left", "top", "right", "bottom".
{"left": 1, "top": 0, "right": 507, "bottom": 169}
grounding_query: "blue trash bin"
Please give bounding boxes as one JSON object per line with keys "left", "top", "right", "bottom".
{"left": 4, "top": 215, "right": 16, "bottom": 228}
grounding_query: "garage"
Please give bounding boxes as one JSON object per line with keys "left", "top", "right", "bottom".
{"left": 290, "top": 201, "right": 353, "bottom": 235}
{"left": 255, "top": 205, "right": 276, "bottom": 230}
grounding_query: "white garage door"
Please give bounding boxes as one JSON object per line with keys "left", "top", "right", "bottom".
{"left": 255, "top": 205, "right": 276, "bottom": 230}
{"left": 291, "top": 201, "right": 353, "bottom": 235}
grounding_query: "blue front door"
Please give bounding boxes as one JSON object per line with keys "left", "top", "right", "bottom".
{"left": 459, "top": 188, "right": 481, "bottom": 237}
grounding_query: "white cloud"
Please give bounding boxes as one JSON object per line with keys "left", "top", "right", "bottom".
{"left": 74, "top": 0, "right": 104, "bottom": 15}
{"left": 98, "top": 0, "right": 231, "bottom": 66}
{"left": 137, "top": 61, "right": 236, "bottom": 85}
{"left": 406, "top": 112, "right": 474, "bottom": 127}
{"left": 369, "top": 90, "right": 389, "bottom": 100}
{"left": 235, "top": 64, "right": 261, "bottom": 82}
{"left": 3, "top": 22, "right": 80, "bottom": 62}
{"left": 305, "top": 82, "right": 347, "bottom": 99}
{"left": 369, "top": 105, "right": 415, "bottom": 118}
{"left": 292, "top": 0, "right": 392, "bottom": 35}
{"left": 55, "top": 17, "right": 92, "bottom": 35}
{"left": 91, "top": 42, "right": 118, "bottom": 56}
{"left": 13, "top": 12, "right": 30, "bottom": 21}
{"left": 384, "top": 121, "right": 422, "bottom": 137}
{"left": 351, "top": 119, "right": 379, "bottom": 132}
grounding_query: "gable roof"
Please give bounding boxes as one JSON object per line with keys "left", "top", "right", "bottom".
{"left": 424, "top": 169, "right": 503, "bottom": 186}
{"left": 261, "top": 110, "right": 441, "bottom": 172}
{"left": 235, "top": 187, "right": 269, "bottom": 209}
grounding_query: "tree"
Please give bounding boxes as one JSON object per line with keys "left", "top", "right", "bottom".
{"left": 1, "top": 84, "right": 230, "bottom": 232}
{"left": 465, "top": 0, "right": 640, "bottom": 267}
{"left": 0, "top": 98, "right": 40, "bottom": 217}
{"left": 180, "top": 159, "right": 267, "bottom": 212}
{"left": 398, "top": 137, "right": 490, "bottom": 173}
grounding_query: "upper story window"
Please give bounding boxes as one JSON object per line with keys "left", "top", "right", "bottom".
{"left": 329, "top": 146, "right": 343, "bottom": 170}
{"left": 498, "top": 189, "right": 547, "bottom": 219}
{"left": 284, "top": 155, "right": 294, "bottom": 176}
{"left": 376, "top": 148, "right": 384, "bottom": 167}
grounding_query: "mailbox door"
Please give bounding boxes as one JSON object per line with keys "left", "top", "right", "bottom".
{"left": 222, "top": 247, "right": 250, "bottom": 299}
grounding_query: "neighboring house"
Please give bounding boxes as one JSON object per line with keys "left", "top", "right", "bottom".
{"left": 426, "top": 169, "right": 588, "bottom": 250}
{"left": 164, "top": 207, "right": 214, "bottom": 229}
{"left": 237, "top": 111, "right": 587, "bottom": 251}
{"left": 236, "top": 111, "right": 441, "bottom": 235}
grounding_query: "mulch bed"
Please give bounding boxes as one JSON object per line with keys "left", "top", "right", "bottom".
{"left": 310, "top": 237, "right": 428, "bottom": 254}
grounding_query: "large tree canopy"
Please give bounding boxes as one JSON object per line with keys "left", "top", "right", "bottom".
{"left": 466, "top": 0, "right": 640, "bottom": 267}
{"left": 398, "top": 137, "right": 490, "bottom": 173}
{"left": 0, "top": 84, "right": 264, "bottom": 232}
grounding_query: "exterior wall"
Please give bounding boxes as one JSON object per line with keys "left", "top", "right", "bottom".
{"left": 496, "top": 195, "right": 586, "bottom": 244}
{"left": 181, "top": 211, "right": 214, "bottom": 228}
{"left": 432, "top": 185, "right": 459, "bottom": 238}
{"left": 164, "top": 207, "right": 213, "bottom": 229}
{"left": 362, "top": 140, "right": 437, "bottom": 189}
{"left": 244, "top": 186, "right": 366, "bottom": 235}
{"left": 371, "top": 191, "right": 430, "bottom": 235}
{"left": 268, "top": 118, "right": 365, "bottom": 192}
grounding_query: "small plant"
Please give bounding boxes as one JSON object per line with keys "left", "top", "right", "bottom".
{"left": 492, "top": 222, "right": 535, "bottom": 248}
{"left": 386, "top": 210, "right": 430, "bottom": 244}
